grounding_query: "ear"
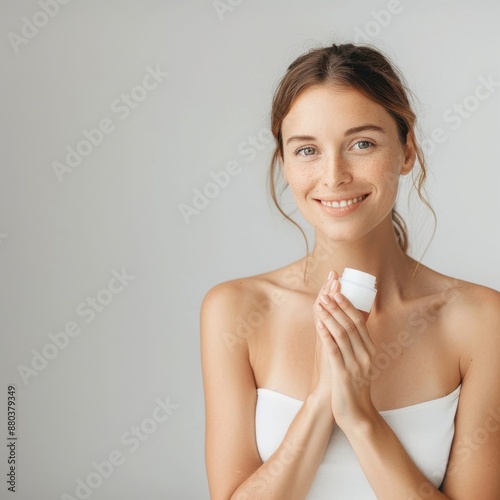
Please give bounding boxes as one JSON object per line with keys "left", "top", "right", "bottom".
{"left": 400, "top": 134, "right": 416, "bottom": 176}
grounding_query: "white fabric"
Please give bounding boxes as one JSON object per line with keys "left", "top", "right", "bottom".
{"left": 255, "top": 385, "right": 461, "bottom": 499}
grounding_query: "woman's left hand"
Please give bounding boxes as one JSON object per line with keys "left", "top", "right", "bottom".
{"left": 314, "top": 276, "right": 378, "bottom": 430}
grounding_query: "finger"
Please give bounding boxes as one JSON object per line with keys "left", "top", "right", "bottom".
{"left": 331, "top": 291, "right": 376, "bottom": 356}
{"left": 319, "top": 270, "right": 338, "bottom": 296}
{"left": 318, "top": 288, "right": 366, "bottom": 357}
{"left": 317, "top": 315, "right": 363, "bottom": 388}
{"left": 317, "top": 301, "right": 374, "bottom": 389}
{"left": 314, "top": 270, "right": 338, "bottom": 311}
{"left": 316, "top": 302, "right": 355, "bottom": 365}
{"left": 316, "top": 318, "right": 344, "bottom": 364}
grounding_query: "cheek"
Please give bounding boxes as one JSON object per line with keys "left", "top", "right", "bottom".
{"left": 372, "top": 152, "right": 403, "bottom": 190}
{"left": 283, "top": 166, "right": 316, "bottom": 191}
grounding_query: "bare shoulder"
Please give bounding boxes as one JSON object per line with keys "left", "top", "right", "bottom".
{"left": 451, "top": 279, "right": 500, "bottom": 364}
{"left": 421, "top": 267, "right": 500, "bottom": 374}
{"left": 415, "top": 265, "right": 499, "bottom": 322}
{"left": 200, "top": 265, "right": 301, "bottom": 350}
{"left": 201, "top": 255, "right": 312, "bottom": 311}
{"left": 201, "top": 269, "right": 289, "bottom": 321}
{"left": 438, "top": 274, "right": 500, "bottom": 330}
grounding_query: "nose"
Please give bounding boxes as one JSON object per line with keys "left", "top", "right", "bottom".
{"left": 323, "top": 152, "right": 352, "bottom": 187}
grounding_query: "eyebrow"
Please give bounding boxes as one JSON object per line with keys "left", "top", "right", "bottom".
{"left": 285, "top": 124, "right": 386, "bottom": 145}
{"left": 344, "top": 124, "right": 386, "bottom": 136}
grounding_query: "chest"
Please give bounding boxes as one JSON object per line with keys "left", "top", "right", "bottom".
{"left": 248, "top": 296, "right": 461, "bottom": 408}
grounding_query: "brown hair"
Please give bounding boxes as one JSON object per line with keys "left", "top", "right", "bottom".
{"left": 268, "top": 43, "right": 434, "bottom": 256}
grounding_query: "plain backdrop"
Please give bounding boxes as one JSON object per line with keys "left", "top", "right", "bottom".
{"left": 1, "top": 1, "right": 499, "bottom": 498}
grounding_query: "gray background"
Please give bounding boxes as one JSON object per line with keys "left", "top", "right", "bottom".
{"left": 1, "top": 1, "right": 499, "bottom": 499}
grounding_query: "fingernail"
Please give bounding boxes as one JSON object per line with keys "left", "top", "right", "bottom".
{"left": 327, "top": 271, "right": 333, "bottom": 280}
{"left": 315, "top": 303, "right": 322, "bottom": 311}
{"left": 334, "top": 292, "right": 343, "bottom": 303}
{"left": 317, "top": 320, "right": 325, "bottom": 329}
{"left": 320, "top": 294, "right": 330, "bottom": 304}
{"left": 330, "top": 279, "right": 338, "bottom": 292}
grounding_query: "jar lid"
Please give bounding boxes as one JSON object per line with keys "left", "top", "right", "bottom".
{"left": 341, "top": 268, "right": 376, "bottom": 289}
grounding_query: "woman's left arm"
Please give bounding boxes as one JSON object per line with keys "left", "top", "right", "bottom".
{"left": 439, "top": 287, "right": 500, "bottom": 499}
{"left": 316, "top": 282, "right": 500, "bottom": 500}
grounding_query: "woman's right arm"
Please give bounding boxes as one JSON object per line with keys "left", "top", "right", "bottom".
{"left": 201, "top": 280, "right": 335, "bottom": 500}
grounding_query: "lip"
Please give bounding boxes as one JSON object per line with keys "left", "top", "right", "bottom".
{"left": 314, "top": 193, "right": 370, "bottom": 216}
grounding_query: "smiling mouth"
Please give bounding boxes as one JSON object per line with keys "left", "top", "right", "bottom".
{"left": 318, "top": 194, "right": 369, "bottom": 208}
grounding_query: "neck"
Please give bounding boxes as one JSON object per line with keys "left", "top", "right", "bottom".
{"left": 303, "top": 216, "right": 417, "bottom": 306}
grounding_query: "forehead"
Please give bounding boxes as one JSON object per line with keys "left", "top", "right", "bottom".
{"left": 281, "top": 84, "right": 397, "bottom": 138}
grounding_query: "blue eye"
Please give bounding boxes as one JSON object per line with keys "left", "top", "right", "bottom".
{"left": 295, "top": 146, "right": 316, "bottom": 156}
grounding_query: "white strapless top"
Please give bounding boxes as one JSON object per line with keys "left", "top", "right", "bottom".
{"left": 255, "top": 385, "right": 461, "bottom": 499}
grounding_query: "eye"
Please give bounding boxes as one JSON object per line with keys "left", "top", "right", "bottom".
{"left": 294, "top": 146, "right": 317, "bottom": 156}
{"left": 352, "top": 140, "right": 373, "bottom": 150}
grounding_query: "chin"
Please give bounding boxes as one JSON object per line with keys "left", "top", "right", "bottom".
{"left": 311, "top": 217, "right": 382, "bottom": 245}
{"left": 314, "top": 226, "right": 366, "bottom": 244}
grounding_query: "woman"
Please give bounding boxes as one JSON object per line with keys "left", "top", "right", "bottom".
{"left": 200, "top": 43, "right": 500, "bottom": 499}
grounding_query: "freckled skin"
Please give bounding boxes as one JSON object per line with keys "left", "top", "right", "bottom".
{"left": 281, "top": 84, "right": 414, "bottom": 243}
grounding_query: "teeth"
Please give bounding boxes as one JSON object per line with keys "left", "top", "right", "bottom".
{"left": 320, "top": 195, "right": 366, "bottom": 208}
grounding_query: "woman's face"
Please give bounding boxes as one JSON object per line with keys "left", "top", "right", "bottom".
{"left": 280, "top": 84, "right": 415, "bottom": 243}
